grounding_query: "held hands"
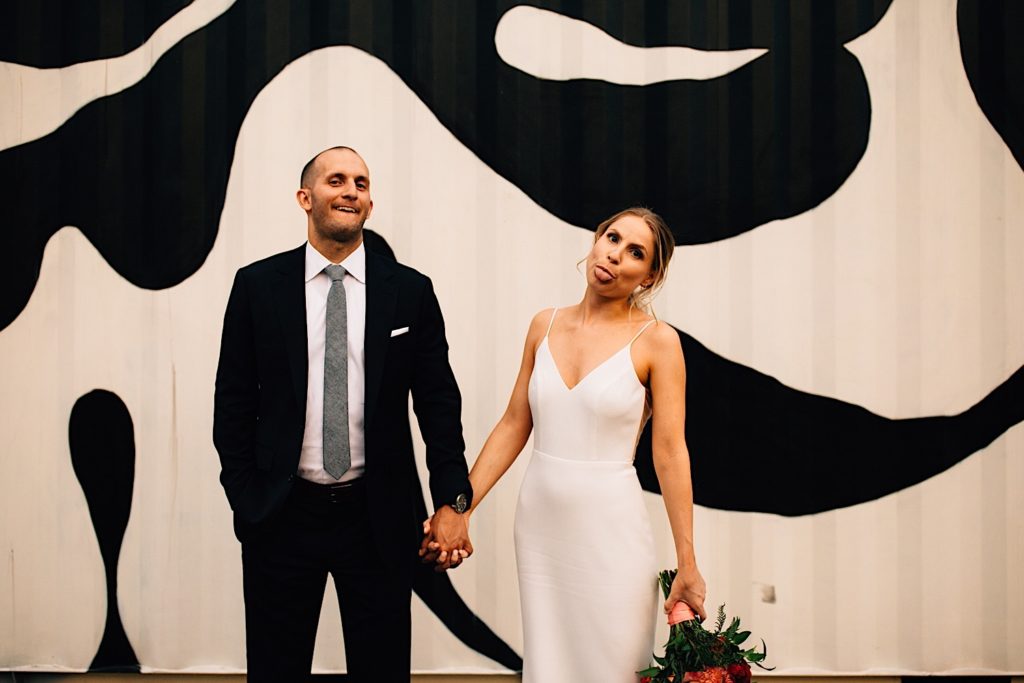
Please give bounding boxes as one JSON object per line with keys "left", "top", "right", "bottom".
{"left": 419, "top": 506, "right": 473, "bottom": 572}
{"left": 665, "top": 563, "right": 707, "bottom": 623}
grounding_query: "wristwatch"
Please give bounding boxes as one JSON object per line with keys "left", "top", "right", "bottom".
{"left": 450, "top": 492, "right": 469, "bottom": 514}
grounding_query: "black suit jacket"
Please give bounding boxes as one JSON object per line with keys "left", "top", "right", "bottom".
{"left": 213, "top": 243, "right": 470, "bottom": 575}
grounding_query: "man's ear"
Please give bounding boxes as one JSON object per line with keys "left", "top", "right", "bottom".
{"left": 296, "top": 188, "right": 311, "bottom": 211}
{"left": 366, "top": 199, "right": 374, "bottom": 219}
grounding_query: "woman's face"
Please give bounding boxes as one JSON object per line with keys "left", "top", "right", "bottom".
{"left": 585, "top": 214, "right": 656, "bottom": 300}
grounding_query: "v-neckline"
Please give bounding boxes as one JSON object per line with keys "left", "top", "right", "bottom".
{"left": 541, "top": 336, "right": 634, "bottom": 392}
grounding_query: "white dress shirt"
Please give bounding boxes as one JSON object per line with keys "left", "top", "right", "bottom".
{"left": 299, "top": 241, "right": 366, "bottom": 483}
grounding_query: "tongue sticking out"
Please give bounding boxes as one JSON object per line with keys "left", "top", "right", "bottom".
{"left": 595, "top": 266, "right": 613, "bottom": 283}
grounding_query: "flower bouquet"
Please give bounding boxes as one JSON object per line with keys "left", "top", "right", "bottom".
{"left": 638, "top": 569, "right": 772, "bottom": 683}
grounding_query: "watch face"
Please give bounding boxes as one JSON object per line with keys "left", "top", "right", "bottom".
{"left": 453, "top": 493, "right": 468, "bottom": 513}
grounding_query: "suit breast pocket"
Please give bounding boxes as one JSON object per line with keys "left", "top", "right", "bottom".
{"left": 388, "top": 325, "right": 414, "bottom": 355}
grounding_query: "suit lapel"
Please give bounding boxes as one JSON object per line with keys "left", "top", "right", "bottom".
{"left": 364, "top": 251, "right": 397, "bottom": 430}
{"left": 271, "top": 245, "right": 309, "bottom": 410}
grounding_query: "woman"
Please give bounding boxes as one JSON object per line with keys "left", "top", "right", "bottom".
{"left": 429, "top": 207, "right": 706, "bottom": 680}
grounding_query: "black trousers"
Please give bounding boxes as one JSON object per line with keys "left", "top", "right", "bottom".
{"left": 241, "top": 478, "right": 412, "bottom": 682}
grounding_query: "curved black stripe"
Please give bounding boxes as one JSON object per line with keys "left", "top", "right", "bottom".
{"left": 412, "top": 488, "right": 523, "bottom": 671}
{"left": 635, "top": 329, "right": 1024, "bottom": 516}
{"left": 0, "top": 0, "right": 893, "bottom": 331}
{"left": 388, "top": 0, "right": 891, "bottom": 244}
{"left": 0, "top": 0, "right": 192, "bottom": 68}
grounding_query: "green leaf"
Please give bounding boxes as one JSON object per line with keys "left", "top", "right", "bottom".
{"left": 714, "top": 605, "right": 727, "bottom": 633}
{"left": 734, "top": 630, "right": 751, "bottom": 644}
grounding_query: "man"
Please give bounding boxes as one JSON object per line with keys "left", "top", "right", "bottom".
{"left": 213, "top": 146, "right": 473, "bottom": 681}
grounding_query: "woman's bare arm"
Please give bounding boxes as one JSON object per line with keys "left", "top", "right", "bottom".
{"left": 644, "top": 322, "right": 707, "bottom": 621}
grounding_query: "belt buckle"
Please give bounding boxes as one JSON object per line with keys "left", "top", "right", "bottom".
{"left": 326, "top": 480, "right": 353, "bottom": 502}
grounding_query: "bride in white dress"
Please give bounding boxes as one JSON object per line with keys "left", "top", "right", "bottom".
{"left": 426, "top": 207, "right": 706, "bottom": 680}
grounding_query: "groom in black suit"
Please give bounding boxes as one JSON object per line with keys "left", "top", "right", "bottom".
{"left": 213, "top": 146, "right": 473, "bottom": 681}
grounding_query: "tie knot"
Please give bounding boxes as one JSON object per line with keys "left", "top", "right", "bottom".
{"left": 325, "top": 264, "right": 347, "bottom": 282}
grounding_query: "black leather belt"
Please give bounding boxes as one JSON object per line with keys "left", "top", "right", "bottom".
{"left": 290, "top": 475, "right": 365, "bottom": 503}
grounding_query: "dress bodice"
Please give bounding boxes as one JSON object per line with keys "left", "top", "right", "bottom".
{"left": 527, "top": 311, "right": 653, "bottom": 462}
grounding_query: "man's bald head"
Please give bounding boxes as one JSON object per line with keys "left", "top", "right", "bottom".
{"left": 300, "top": 146, "right": 360, "bottom": 188}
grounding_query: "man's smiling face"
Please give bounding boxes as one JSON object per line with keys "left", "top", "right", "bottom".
{"left": 300, "top": 147, "right": 374, "bottom": 247}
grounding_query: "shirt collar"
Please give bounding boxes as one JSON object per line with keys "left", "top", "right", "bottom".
{"left": 304, "top": 240, "right": 366, "bottom": 284}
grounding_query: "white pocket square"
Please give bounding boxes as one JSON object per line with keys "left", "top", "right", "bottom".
{"left": 390, "top": 326, "right": 410, "bottom": 338}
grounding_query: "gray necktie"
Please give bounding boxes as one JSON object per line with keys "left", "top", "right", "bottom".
{"left": 323, "top": 264, "right": 350, "bottom": 479}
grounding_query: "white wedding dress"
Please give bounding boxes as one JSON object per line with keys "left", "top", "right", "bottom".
{"left": 515, "top": 309, "right": 659, "bottom": 681}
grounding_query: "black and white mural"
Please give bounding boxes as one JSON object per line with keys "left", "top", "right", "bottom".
{"left": 1, "top": 0, "right": 1021, "bottom": 673}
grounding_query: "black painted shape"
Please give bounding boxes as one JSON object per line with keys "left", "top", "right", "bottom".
{"left": 0, "top": 0, "right": 192, "bottom": 68}
{"left": 68, "top": 390, "right": 139, "bottom": 672}
{"left": 0, "top": 0, "right": 892, "bottom": 332}
{"left": 634, "top": 329, "right": 1024, "bottom": 516}
{"left": 958, "top": 0, "right": 1024, "bottom": 173}
{"left": 0, "top": 4, "right": 238, "bottom": 332}
{"left": 362, "top": 228, "right": 397, "bottom": 262}
{"left": 539, "top": 0, "right": 891, "bottom": 48}
{"left": 383, "top": 0, "right": 891, "bottom": 245}
{"left": 364, "top": 228, "right": 522, "bottom": 670}
{"left": 411, "top": 494, "right": 523, "bottom": 671}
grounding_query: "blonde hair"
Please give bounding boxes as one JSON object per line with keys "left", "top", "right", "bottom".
{"left": 592, "top": 207, "right": 675, "bottom": 313}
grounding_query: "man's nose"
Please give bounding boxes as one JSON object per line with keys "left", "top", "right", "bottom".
{"left": 341, "top": 182, "right": 357, "bottom": 198}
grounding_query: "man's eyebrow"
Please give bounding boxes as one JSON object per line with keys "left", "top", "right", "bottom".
{"left": 323, "top": 171, "right": 371, "bottom": 190}
{"left": 328, "top": 171, "right": 369, "bottom": 182}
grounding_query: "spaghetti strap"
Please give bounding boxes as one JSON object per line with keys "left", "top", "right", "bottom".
{"left": 544, "top": 308, "right": 559, "bottom": 338}
{"left": 628, "top": 319, "right": 656, "bottom": 346}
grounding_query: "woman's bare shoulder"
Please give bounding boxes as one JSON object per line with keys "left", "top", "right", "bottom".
{"left": 529, "top": 307, "right": 555, "bottom": 330}
{"left": 524, "top": 307, "right": 557, "bottom": 345}
{"left": 640, "top": 320, "right": 684, "bottom": 356}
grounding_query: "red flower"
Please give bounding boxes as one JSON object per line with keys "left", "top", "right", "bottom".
{"left": 727, "top": 661, "right": 752, "bottom": 683}
{"left": 684, "top": 667, "right": 727, "bottom": 683}
{"left": 640, "top": 678, "right": 652, "bottom": 683}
